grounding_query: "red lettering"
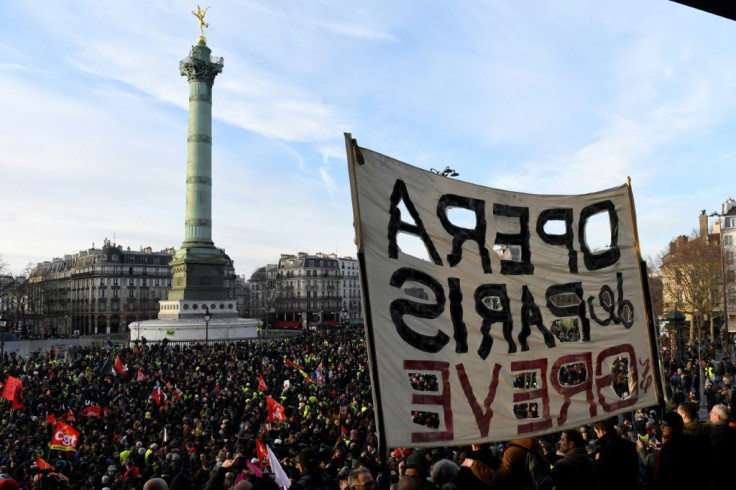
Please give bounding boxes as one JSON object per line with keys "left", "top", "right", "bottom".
{"left": 550, "top": 353, "right": 596, "bottom": 426}
{"left": 456, "top": 362, "right": 502, "bottom": 437}
{"left": 595, "top": 345, "right": 638, "bottom": 411}
{"left": 404, "top": 360, "right": 454, "bottom": 443}
{"left": 511, "top": 359, "right": 553, "bottom": 434}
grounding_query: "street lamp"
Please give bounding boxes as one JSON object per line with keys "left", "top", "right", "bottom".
{"left": 430, "top": 166, "right": 459, "bottom": 177}
{"left": 0, "top": 313, "right": 6, "bottom": 366}
{"left": 204, "top": 306, "right": 212, "bottom": 350}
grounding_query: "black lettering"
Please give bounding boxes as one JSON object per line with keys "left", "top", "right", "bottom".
{"left": 537, "top": 208, "right": 577, "bottom": 273}
{"left": 474, "top": 284, "right": 514, "bottom": 358}
{"left": 387, "top": 180, "right": 442, "bottom": 265}
{"left": 587, "top": 272, "right": 635, "bottom": 329}
{"left": 579, "top": 200, "right": 620, "bottom": 271}
{"left": 493, "top": 204, "right": 534, "bottom": 275}
{"left": 448, "top": 277, "right": 469, "bottom": 353}
{"left": 389, "top": 267, "right": 449, "bottom": 353}
{"left": 437, "top": 195, "right": 492, "bottom": 273}
{"left": 546, "top": 282, "right": 591, "bottom": 341}
{"left": 519, "top": 285, "right": 556, "bottom": 351}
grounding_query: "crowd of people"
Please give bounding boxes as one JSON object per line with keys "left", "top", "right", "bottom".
{"left": 0, "top": 328, "right": 734, "bottom": 490}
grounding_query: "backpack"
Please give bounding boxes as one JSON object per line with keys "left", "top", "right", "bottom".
{"left": 510, "top": 443, "right": 554, "bottom": 490}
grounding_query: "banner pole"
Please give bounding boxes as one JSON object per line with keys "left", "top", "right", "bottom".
{"left": 627, "top": 177, "right": 665, "bottom": 407}
{"left": 358, "top": 252, "right": 390, "bottom": 490}
{"left": 345, "top": 134, "right": 390, "bottom": 489}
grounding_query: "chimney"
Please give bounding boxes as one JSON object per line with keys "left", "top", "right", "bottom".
{"left": 699, "top": 209, "right": 708, "bottom": 238}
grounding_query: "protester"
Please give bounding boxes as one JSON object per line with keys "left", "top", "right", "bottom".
{"left": 290, "top": 448, "right": 336, "bottom": 490}
{"left": 488, "top": 437, "right": 541, "bottom": 489}
{"left": 591, "top": 419, "right": 639, "bottom": 490}
{"left": 347, "top": 467, "right": 374, "bottom": 490}
{"left": 650, "top": 411, "right": 701, "bottom": 490}
{"left": 708, "top": 404, "right": 736, "bottom": 489}
{"left": 551, "top": 429, "right": 594, "bottom": 490}
{"left": 428, "top": 459, "right": 459, "bottom": 490}
{"left": 2, "top": 329, "right": 728, "bottom": 490}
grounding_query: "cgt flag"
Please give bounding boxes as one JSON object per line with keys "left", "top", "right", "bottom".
{"left": 266, "top": 396, "right": 286, "bottom": 422}
{"left": 49, "top": 421, "right": 79, "bottom": 451}
{"left": 258, "top": 373, "right": 268, "bottom": 392}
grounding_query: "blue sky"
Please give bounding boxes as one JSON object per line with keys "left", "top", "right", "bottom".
{"left": 1, "top": 1, "right": 734, "bottom": 277}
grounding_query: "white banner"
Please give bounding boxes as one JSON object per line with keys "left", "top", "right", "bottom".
{"left": 346, "top": 136, "right": 659, "bottom": 447}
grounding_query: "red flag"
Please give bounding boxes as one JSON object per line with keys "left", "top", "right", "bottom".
{"left": 1, "top": 376, "right": 21, "bottom": 402}
{"left": 10, "top": 379, "right": 23, "bottom": 410}
{"left": 255, "top": 439, "right": 268, "bottom": 469}
{"left": 151, "top": 383, "right": 168, "bottom": 406}
{"left": 266, "top": 396, "right": 286, "bottom": 422}
{"left": 81, "top": 401, "right": 101, "bottom": 418}
{"left": 258, "top": 373, "right": 268, "bottom": 392}
{"left": 50, "top": 422, "right": 79, "bottom": 451}
{"left": 46, "top": 413, "right": 56, "bottom": 425}
{"left": 36, "top": 456, "right": 54, "bottom": 471}
{"left": 114, "top": 355, "right": 128, "bottom": 376}
{"left": 137, "top": 369, "right": 147, "bottom": 382}
{"left": 60, "top": 409, "right": 75, "bottom": 423}
{"left": 284, "top": 358, "right": 305, "bottom": 372}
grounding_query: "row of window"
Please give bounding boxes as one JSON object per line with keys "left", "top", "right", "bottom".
{"left": 98, "top": 278, "right": 171, "bottom": 287}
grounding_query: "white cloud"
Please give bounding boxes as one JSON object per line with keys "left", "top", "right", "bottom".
{"left": 2, "top": 1, "right": 736, "bottom": 278}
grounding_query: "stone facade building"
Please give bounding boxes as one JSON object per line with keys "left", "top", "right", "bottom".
{"left": 247, "top": 252, "right": 362, "bottom": 329}
{"left": 18, "top": 238, "right": 237, "bottom": 337}
{"left": 26, "top": 239, "right": 175, "bottom": 335}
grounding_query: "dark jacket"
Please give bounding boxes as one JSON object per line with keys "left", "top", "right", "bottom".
{"left": 289, "top": 470, "right": 336, "bottom": 490}
{"left": 592, "top": 432, "right": 639, "bottom": 490}
{"left": 551, "top": 447, "right": 594, "bottom": 490}
{"left": 709, "top": 422, "right": 736, "bottom": 489}
{"left": 651, "top": 433, "right": 701, "bottom": 490}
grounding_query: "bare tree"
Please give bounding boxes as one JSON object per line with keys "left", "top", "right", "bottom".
{"left": 659, "top": 230, "right": 723, "bottom": 344}
{"left": 247, "top": 265, "right": 279, "bottom": 327}
{"left": 644, "top": 254, "right": 664, "bottom": 322}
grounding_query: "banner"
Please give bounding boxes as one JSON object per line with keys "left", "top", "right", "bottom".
{"left": 49, "top": 422, "right": 79, "bottom": 451}
{"left": 345, "top": 135, "right": 660, "bottom": 447}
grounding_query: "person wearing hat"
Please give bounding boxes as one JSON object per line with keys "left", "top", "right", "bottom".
{"left": 650, "top": 411, "right": 700, "bottom": 490}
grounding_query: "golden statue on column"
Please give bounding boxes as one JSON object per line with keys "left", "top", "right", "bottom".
{"left": 192, "top": 5, "right": 210, "bottom": 42}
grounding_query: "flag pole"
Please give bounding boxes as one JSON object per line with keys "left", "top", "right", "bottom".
{"left": 345, "top": 133, "right": 390, "bottom": 490}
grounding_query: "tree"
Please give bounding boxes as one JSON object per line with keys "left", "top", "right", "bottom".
{"left": 659, "top": 230, "right": 723, "bottom": 344}
{"left": 644, "top": 254, "right": 664, "bottom": 322}
{"left": 247, "top": 265, "right": 279, "bottom": 327}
